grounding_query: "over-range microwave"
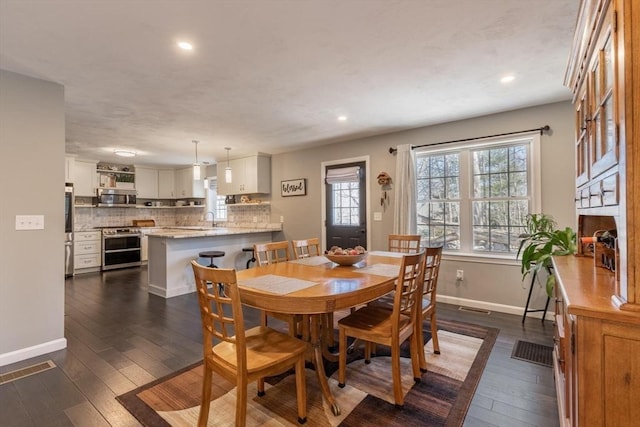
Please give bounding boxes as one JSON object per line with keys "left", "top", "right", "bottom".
{"left": 97, "top": 188, "right": 137, "bottom": 207}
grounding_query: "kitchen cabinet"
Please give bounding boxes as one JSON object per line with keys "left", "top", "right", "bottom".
{"left": 74, "top": 230, "right": 101, "bottom": 273}
{"left": 158, "top": 169, "right": 175, "bottom": 198}
{"left": 174, "top": 167, "right": 205, "bottom": 198}
{"left": 140, "top": 227, "right": 159, "bottom": 262}
{"left": 74, "top": 159, "right": 98, "bottom": 197}
{"left": 135, "top": 166, "right": 159, "bottom": 199}
{"left": 216, "top": 153, "right": 271, "bottom": 195}
{"left": 65, "top": 156, "right": 75, "bottom": 183}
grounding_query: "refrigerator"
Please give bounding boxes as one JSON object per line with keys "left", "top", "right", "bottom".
{"left": 65, "top": 183, "right": 74, "bottom": 276}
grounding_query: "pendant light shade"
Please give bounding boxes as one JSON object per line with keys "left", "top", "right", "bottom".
{"left": 192, "top": 140, "right": 201, "bottom": 180}
{"left": 224, "top": 147, "right": 232, "bottom": 183}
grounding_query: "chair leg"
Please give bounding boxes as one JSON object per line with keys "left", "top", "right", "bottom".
{"left": 364, "top": 341, "right": 373, "bottom": 364}
{"left": 198, "top": 363, "right": 213, "bottom": 427}
{"left": 257, "top": 377, "right": 265, "bottom": 397}
{"left": 294, "top": 357, "right": 307, "bottom": 424}
{"left": 430, "top": 312, "right": 440, "bottom": 354}
{"left": 235, "top": 376, "right": 248, "bottom": 427}
{"left": 417, "top": 315, "right": 427, "bottom": 372}
{"left": 410, "top": 332, "right": 421, "bottom": 381}
{"left": 391, "top": 340, "right": 404, "bottom": 408}
{"left": 338, "top": 328, "right": 347, "bottom": 387}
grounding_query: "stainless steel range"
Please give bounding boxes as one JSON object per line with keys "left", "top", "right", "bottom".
{"left": 101, "top": 227, "right": 142, "bottom": 270}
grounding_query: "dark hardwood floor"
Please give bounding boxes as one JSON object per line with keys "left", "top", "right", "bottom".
{"left": 0, "top": 267, "right": 559, "bottom": 426}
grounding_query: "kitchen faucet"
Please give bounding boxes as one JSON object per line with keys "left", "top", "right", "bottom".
{"left": 205, "top": 211, "right": 216, "bottom": 228}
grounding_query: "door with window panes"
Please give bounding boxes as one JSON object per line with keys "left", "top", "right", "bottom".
{"left": 325, "top": 162, "right": 367, "bottom": 250}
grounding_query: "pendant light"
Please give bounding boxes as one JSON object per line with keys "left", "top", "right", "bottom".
{"left": 192, "top": 140, "right": 201, "bottom": 180}
{"left": 224, "top": 147, "right": 232, "bottom": 183}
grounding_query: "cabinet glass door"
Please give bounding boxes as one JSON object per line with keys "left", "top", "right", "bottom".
{"left": 575, "top": 86, "right": 589, "bottom": 187}
{"left": 590, "top": 23, "right": 617, "bottom": 179}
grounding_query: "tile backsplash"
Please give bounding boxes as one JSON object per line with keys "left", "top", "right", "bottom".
{"left": 74, "top": 204, "right": 275, "bottom": 230}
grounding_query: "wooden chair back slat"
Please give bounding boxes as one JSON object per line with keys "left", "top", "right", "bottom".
{"left": 388, "top": 234, "right": 421, "bottom": 253}
{"left": 254, "top": 241, "right": 291, "bottom": 265}
{"left": 191, "top": 261, "right": 246, "bottom": 364}
{"left": 291, "top": 238, "right": 321, "bottom": 259}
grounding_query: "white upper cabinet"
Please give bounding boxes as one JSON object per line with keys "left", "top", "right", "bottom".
{"left": 216, "top": 154, "right": 271, "bottom": 195}
{"left": 174, "top": 167, "right": 205, "bottom": 198}
{"left": 158, "top": 169, "right": 175, "bottom": 198}
{"left": 74, "top": 159, "right": 98, "bottom": 197}
{"left": 135, "top": 166, "right": 159, "bottom": 199}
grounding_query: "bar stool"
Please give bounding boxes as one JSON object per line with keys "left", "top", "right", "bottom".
{"left": 242, "top": 247, "right": 256, "bottom": 269}
{"left": 198, "top": 250, "right": 225, "bottom": 268}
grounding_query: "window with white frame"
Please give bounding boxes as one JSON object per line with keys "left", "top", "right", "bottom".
{"left": 416, "top": 134, "right": 540, "bottom": 255}
{"left": 205, "top": 178, "right": 227, "bottom": 222}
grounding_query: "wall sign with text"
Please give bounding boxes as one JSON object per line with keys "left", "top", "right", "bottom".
{"left": 281, "top": 178, "right": 307, "bottom": 197}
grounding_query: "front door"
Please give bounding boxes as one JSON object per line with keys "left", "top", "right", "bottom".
{"left": 325, "top": 161, "right": 367, "bottom": 249}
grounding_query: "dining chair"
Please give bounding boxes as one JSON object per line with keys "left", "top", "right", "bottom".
{"left": 370, "top": 245, "right": 443, "bottom": 372}
{"left": 291, "top": 237, "right": 321, "bottom": 259}
{"left": 253, "top": 241, "right": 304, "bottom": 337}
{"left": 346, "top": 233, "right": 423, "bottom": 355}
{"left": 416, "top": 245, "right": 443, "bottom": 370}
{"left": 292, "top": 237, "right": 331, "bottom": 346}
{"left": 337, "top": 251, "right": 426, "bottom": 408}
{"left": 388, "top": 234, "right": 421, "bottom": 253}
{"left": 191, "top": 261, "right": 307, "bottom": 427}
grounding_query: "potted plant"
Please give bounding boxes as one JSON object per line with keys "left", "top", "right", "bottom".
{"left": 517, "top": 213, "right": 577, "bottom": 296}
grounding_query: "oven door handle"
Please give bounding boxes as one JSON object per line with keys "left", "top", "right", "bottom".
{"left": 103, "top": 233, "right": 141, "bottom": 238}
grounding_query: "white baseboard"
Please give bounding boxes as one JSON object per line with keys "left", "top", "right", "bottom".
{"left": 0, "top": 338, "right": 67, "bottom": 367}
{"left": 438, "top": 295, "right": 551, "bottom": 320}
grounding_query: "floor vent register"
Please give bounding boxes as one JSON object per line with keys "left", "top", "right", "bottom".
{"left": 0, "top": 360, "right": 56, "bottom": 385}
{"left": 511, "top": 340, "right": 553, "bottom": 367}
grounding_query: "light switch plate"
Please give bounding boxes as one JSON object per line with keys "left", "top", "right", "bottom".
{"left": 15, "top": 215, "right": 45, "bottom": 230}
{"left": 373, "top": 212, "right": 382, "bottom": 221}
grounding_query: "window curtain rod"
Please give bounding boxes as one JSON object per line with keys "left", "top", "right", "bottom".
{"left": 388, "top": 125, "right": 550, "bottom": 154}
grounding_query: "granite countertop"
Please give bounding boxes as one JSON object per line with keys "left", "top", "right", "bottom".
{"left": 147, "top": 226, "right": 280, "bottom": 239}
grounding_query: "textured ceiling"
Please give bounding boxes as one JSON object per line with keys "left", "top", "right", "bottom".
{"left": 0, "top": 0, "right": 579, "bottom": 167}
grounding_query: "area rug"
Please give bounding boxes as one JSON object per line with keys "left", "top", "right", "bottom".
{"left": 511, "top": 340, "right": 553, "bottom": 368}
{"left": 117, "top": 318, "right": 498, "bottom": 426}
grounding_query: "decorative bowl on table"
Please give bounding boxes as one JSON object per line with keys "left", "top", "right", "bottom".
{"left": 324, "top": 246, "right": 367, "bottom": 266}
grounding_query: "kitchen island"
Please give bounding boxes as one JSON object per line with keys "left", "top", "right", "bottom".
{"left": 147, "top": 226, "right": 280, "bottom": 298}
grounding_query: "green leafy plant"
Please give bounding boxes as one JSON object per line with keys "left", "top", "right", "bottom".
{"left": 517, "top": 213, "right": 577, "bottom": 296}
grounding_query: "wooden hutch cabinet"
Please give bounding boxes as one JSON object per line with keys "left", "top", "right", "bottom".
{"left": 554, "top": 0, "right": 640, "bottom": 426}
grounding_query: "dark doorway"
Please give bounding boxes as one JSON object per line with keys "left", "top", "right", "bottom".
{"left": 325, "top": 161, "right": 367, "bottom": 249}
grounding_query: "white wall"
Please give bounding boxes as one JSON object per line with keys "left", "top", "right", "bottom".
{"left": 0, "top": 70, "right": 66, "bottom": 366}
{"left": 271, "top": 101, "right": 575, "bottom": 315}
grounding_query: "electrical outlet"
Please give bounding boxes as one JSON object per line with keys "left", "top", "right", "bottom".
{"left": 280, "top": 216, "right": 284, "bottom": 223}
{"left": 456, "top": 270, "right": 464, "bottom": 281}
{"left": 252, "top": 216, "right": 258, "bottom": 223}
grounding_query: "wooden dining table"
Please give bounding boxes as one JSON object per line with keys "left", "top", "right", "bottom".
{"left": 235, "top": 251, "right": 405, "bottom": 416}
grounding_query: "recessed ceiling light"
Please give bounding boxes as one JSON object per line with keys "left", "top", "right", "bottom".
{"left": 177, "top": 41, "right": 193, "bottom": 50}
{"left": 501, "top": 75, "right": 515, "bottom": 83}
{"left": 114, "top": 150, "right": 135, "bottom": 157}
{"left": 337, "top": 115, "right": 348, "bottom": 122}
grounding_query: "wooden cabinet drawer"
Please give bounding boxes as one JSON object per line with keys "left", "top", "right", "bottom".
{"left": 75, "top": 231, "right": 101, "bottom": 242}
{"left": 75, "top": 241, "right": 100, "bottom": 255}
{"left": 601, "top": 173, "right": 618, "bottom": 206}
{"left": 588, "top": 181, "right": 602, "bottom": 207}
{"left": 74, "top": 253, "right": 101, "bottom": 268}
